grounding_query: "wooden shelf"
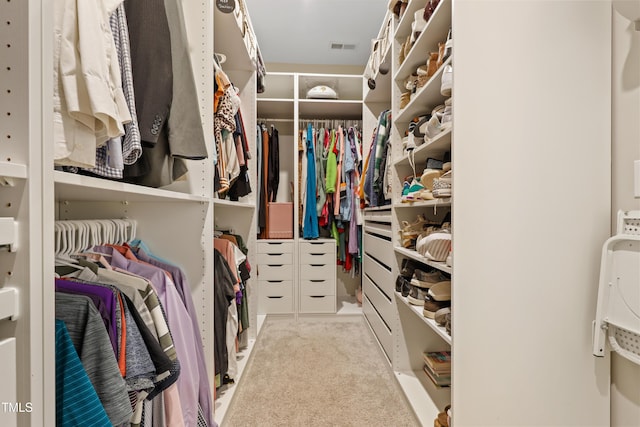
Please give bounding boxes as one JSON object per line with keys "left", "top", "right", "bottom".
{"left": 214, "top": 7, "right": 254, "bottom": 71}
{"left": 298, "top": 99, "right": 363, "bottom": 120}
{"left": 257, "top": 99, "right": 294, "bottom": 120}
{"left": 394, "top": 0, "right": 428, "bottom": 40}
{"left": 213, "top": 198, "right": 255, "bottom": 209}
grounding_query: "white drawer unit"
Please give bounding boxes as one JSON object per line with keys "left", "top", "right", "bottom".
{"left": 363, "top": 274, "right": 394, "bottom": 324}
{"left": 259, "top": 280, "right": 293, "bottom": 297}
{"left": 300, "top": 295, "right": 335, "bottom": 314}
{"left": 363, "top": 253, "right": 393, "bottom": 299}
{"left": 300, "top": 279, "right": 335, "bottom": 296}
{"left": 257, "top": 240, "right": 296, "bottom": 314}
{"left": 363, "top": 232, "right": 394, "bottom": 268}
{"left": 298, "top": 239, "right": 336, "bottom": 314}
{"left": 258, "top": 294, "right": 294, "bottom": 314}
{"left": 257, "top": 241, "right": 295, "bottom": 254}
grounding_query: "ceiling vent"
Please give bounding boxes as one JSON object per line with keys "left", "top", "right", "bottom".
{"left": 330, "top": 42, "right": 356, "bottom": 50}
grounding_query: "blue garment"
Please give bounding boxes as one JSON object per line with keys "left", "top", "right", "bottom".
{"left": 56, "top": 319, "right": 112, "bottom": 427}
{"left": 303, "top": 123, "right": 319, "bottom": 239}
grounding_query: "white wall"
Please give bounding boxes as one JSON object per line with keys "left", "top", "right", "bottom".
{"left": 611, "top": 2, "right": 640, "bottom": 426}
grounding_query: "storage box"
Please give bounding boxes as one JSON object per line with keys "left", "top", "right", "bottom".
{"left": 267, "top": 202, "right": 293, "bottom": 239}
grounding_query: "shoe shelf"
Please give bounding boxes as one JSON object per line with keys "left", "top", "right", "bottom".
{"left": 394, "top": 292, "right": 452, "bottom": 345}
{"left": 395, "top": 246, "right": 452, "bottom": 275}
{"left": 393, "top": 198, "right": 451, "bottom": 209}
{"left": 214, "top": 5, "right": 256, "bottom": 72}
{"left": 395, "top": 56, "right": 452, "bottom": 124}
{"left": 395, "top": 370, "right": 451, "bottom": 424}
{"left": 394, "top": 0, "right": 429, "bottom": 41}
{"left": 0, "top": 161, "right": 27, "bottom": 180}
{"left": 394, "top": 0, "right": 452, "bottom": 83}
{"left": 394, "top": 128, "right": 452, "bottom": 168}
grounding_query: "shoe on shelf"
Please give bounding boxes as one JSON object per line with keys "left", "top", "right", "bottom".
{"left": 410, "top": 10, "right": 427, "bottom": 44}
{"left": 407, "top": 285, "right": 429, "bottom": 305}
{"left": 397, "top": 275, "right": 412, "bottom": 297}
{"left": 423, "top": 104, "right": 447, "bottom": 143}
{"left": 434, "top": 306, "right": 451, "bottom": 326}
{"left": 441, "top": 64, "right": 452, "bottom": 96}
{"left": 420, "top": 168, "right": 442, "bottom": 191}
{"left": 399, "top": 91, "right": 411, "bottom": 109}
{"left": 432, "top": 170, "right": 452, "bottom": 198}
{"left": 400, "top": 257, "right": 418, "bottom": 279}
{"left": 428, "top": 280, "right": 451, "bottom": 301}
{"left": 418, "top": 228, "right": 451, "bottom": 261}
{"left": 426, "top": 52, "right": 440, "bottom": 78}
{"left": 411, "top": 268, "right": 450, "bottom": 288}
{"left": 402, "top": 178, "right": 425, "bottom": 202}
{"left": 446, "top": 250, "right": 452, "bottom": 267}
{"left": 442, "top": 28, "right": 452, "bottom": 63}
{"left": 423, "top": 293, "right": 450, "bottom": 319}
{"left": 437, "top": 405, "right": 450, "bottom": 427}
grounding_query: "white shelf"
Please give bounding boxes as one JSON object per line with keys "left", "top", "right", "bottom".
{"left": 364, "top": 45, "right": 393, "bottom": 104}
{"left": 395, "top": 292, "right": 451, "bottom": 345}
{"left": 364, "top": 205, "right": 393, "bottom": 212}
{"left": 257, "top": 72, "right": 295, "bottom": 99}
{"left": 394, "top": 246, "right": 452, "bottom": 274}
{"left": 394, "top": 370, "right": 450, "bottom": 424}
{"left": 393, "top": 198, "right": 452, "bottom": 209}
{"left": 214, "top": 7, "right": 254, "bottom": 71}
{"left": 394, "top": 128, "right": 452, "bottom": 168}
{"left": 394, "top": 0, "right": 452, "bottom": 82}
{"left": 394, "top": 0, "right": 427, "bottom": 40}
{"left": 213, "top": 198, "right": 255, "bottom": 209}
{"left": 54, "top": 171, "right": 209, "bottom": 203}
{"left": 257, "top": 99, "right": 294, "bottom": 120}
{"left": 298, "top": 73, "right": 363, "bottom": 101}
{"left": 0, "top": 162, "right": 27, "bottom": 180}
{"left": 298, "top": 99, "right": 363, "bottom": 120}
{"left": 395, "top": 56, "right": 452, "bottom": 124}
{"left": 214, "top": 334, "right": 260, "bottom": 424}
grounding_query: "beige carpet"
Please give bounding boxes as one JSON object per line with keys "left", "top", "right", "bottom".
{"left": 224, "top": 316, "right": 418, "bottom": 427}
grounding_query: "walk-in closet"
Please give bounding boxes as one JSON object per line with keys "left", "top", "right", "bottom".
{"left": 1, "top": 0, "right": 639, "bottom": 426}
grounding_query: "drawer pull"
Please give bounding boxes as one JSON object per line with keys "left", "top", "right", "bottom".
{"left": 310, "top": 279, "right": 325, "bottom": 283}
{"left": 266, "top": 280, "right": 283, "bottom": 283}
{"left": 310, "top": 264, "right": 325, "bottom": 267}
{"left": 309, "top": 253, "right": 324, "bottom": 256}
{"left": 309, "top": 242, "right": 326, "bottom": 245}
{"left": 267, "top": 296, "right": 284, "bottom": 299}
{"left": 309, "top": 295, "right": 326, "bottom": 299}
{"left": 267, "top": 264, "right": 284, "bottom": 267}
{"left": 266, "top": 253, "right": 284, "bottom": 256}
{"left": 267, "top": 242, "right": 283, "bottom": 245}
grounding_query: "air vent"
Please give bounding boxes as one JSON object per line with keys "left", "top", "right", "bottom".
{"left": 330, "top": 42, "right": 356, "bottom": 50}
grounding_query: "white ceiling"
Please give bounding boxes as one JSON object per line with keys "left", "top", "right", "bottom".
{"left": 244, "top": 0, "right": 388, "bottom": 68}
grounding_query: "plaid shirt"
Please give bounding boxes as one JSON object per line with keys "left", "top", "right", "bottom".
{"left": 85, "top": 5, "right": 142, "bottom": 179}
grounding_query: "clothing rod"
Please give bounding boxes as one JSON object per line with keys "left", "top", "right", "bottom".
{"left": 257, "top": 118, "right": 295, "bottom": 123}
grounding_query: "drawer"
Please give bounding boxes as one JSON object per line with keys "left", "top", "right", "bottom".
{"left": 300, "top": 251, "right": 334, "bottom": 265}
{"left": 259, "top": 280, "right": 293, "bottom": 297}
{"left": 299, "top": 240, "right": 335, "bottom": 253}
{"left": 363, "top": 253, "right": 393, "bottom": 299}
{"left": 257, "top": 263, "right": 293, "bottom": 281}
{"left": 258, "top": 294, "right": 294, "bottom": 314}
{"left": 363, "top": 295, "right": 392, "bottom": 361}
{"left": 300, "top": 279, "right": 335, "bottom": 296}
{"left": 364, "top": 232, "right": 393, "bottom": 268}
{"left": 364, "top": 221, "right": 392, "bottom": 239}
{"left": 257, "top": 241, "right": 294, "bottom": 254}
{"left": 299, "top": 263, "right": 333, "bottom": 281}
{"left": 363, "top": 274, "right": 394, "bottom": 325}
{"left": 258, "top": 252, "right": 293, "bottom": 265}
{"left": 300, "top": 295, "right": 335, "bottom": 314}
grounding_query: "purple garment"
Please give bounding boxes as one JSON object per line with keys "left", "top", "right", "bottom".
{"left": 133, "top": 246, "right": 213, "bottom": 426}
{"left": 55, "top": 279, "right": 119, "bottom": 356}
{"left": 92, "top": 246, "right": 201, "bottom": 427}
{"left": 349, "top": 187, "right": 359, "bottom": 255}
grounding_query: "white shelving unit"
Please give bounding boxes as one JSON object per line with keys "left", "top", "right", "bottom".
{"left": 360, "top": 0, "right": 614, "bottom": 425}
{"left": 256, "top": 72, "right": 363, "bottom": 317}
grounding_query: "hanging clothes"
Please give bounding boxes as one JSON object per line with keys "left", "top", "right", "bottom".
{"left": 303, "top": 123, "right": 319, "bottom": 239}
{"left": 267, "top": 125, "right": 280, "bottom": 202}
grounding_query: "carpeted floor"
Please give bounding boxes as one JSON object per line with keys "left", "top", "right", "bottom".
{"left": 224, "top": 316, "right": 419, "bottom": 427}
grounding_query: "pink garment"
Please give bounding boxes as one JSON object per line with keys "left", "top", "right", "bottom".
{"left": 334, "top": 126, "right": 344, "bottom": 216}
